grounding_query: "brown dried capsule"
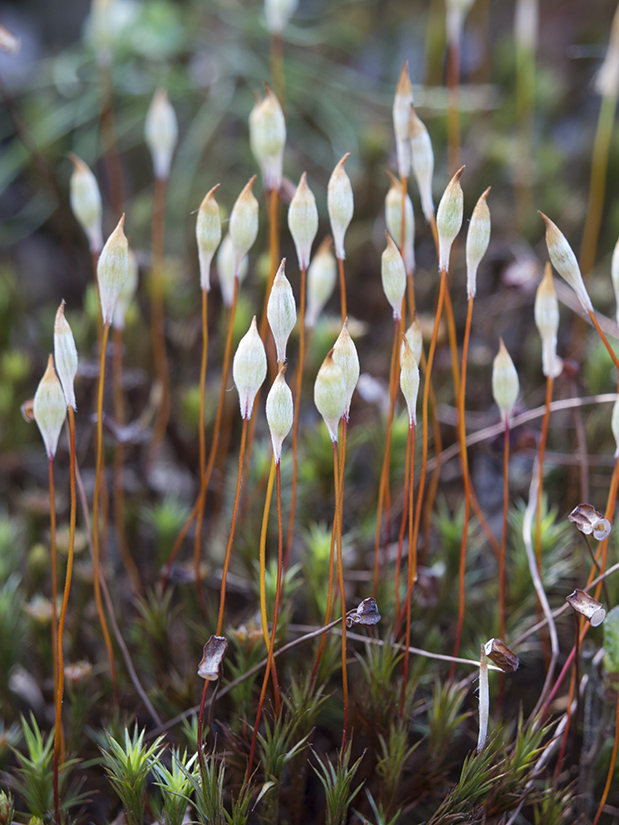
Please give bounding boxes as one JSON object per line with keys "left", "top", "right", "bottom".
{"left": 568, "top": 503, "right": 611, "bottom": 541}
{"left": 197, "top": 635, "right": 228, "bottom": 681}
{"left": 346, "top": 597, "right": 381, "bottom": 628}
{"left": 483, "top": 638, "right": 519, "bottom": 673}
{"left": 566, "top": 589, "right": 606, "bottom": 627}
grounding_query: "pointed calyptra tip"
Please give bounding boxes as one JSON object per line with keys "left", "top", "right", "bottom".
{"left": 314, "top": 348, "right": 347, "bottom": 442}
{"left": 288, "top": 172, "right": 319, "bottom": 271}
{"left": 68, "top": 152, "right": 103, "bottom": 254}
{"left": 144, "top": 87, "right": 178, "bottom": 181}
{"left": 98, "top": 214, "right": 129, "bottom": 326}
{"left": 232, "top": 316, "right": 267, "bottom": 420}
{"left": 33, "top": 354, "right": 67, "bottom": 460}
{"left": 196, "top": 183, "right": 222, "bottom": 292}
{"left": 492, "top": 338, "right": 519, "bottom": 422}
{"left": 396, "top": 60, "right": 412, "bottom": 96}
{"left": 539, "top": 211, "right": 593, "bottom": 312}
{"left": 54, "top": 301, "right": 78, "bottom": 410}
{"left": 267, "top": 258, "right": 297, "bottom": 365}
{"left": 381, "top": 231, "right": 407, "bottom": 320}
{"left": 465, "top": 187, "right": 491, "bottom": 300}
{"left": 266, "top": 364, "right": 294, "bottom": 464}
{"left": 332, "top": 317, "right": 360, "bottom": 419}
{"left": 436, "top": 166, "right": 465, "bottom": 272}
{"left": 230, "top": 177, "right": 259, "bottom": 268}
{"left": 328, "top": 154, "right": 354, "bottom": 261}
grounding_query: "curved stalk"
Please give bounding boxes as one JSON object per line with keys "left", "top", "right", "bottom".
{"left": 499, "top": 416, "right": 511, "bottom": 641}
{"left": 400, "top": 423, "right": 415, "bottom": 716}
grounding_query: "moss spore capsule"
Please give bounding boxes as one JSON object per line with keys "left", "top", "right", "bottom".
{"left": 113, "top": 249, "right": 139, "bottom": 331}
{"left": 332, "top": 319, "right": 359, "bottom": 420}
{"left": 400, "top": 336, "right": 420, "bottom": 426}
{"left": 144, "top": 88, "right": 178, "bottom": 181}
{"left": 266, "top": 366, "right": 294, "bottom": 464}
{"left": 249, "top": 84, "right": 286, "bottom": 192}
{"left": 436, "top": 166, "right": 464, "bottom": 273}
{"left": 306, "top": 237, "right": 337, "bottom": 329}
{"left": 314, "top": 349, "right": 347, "bottom": 443}
{"left": 385, "top": 171, "right": 415, "bottom": 274}
{"left": 539, "top": 212, "right": 593, "bottom": 313}
{"left": 393, "top": 61, "right": 413, "bottom": 179}
{"left": 328, "top": 154, "right": 354, "bottom": 261}
{"left": 230, "top": 177, "right": 259, "bottom": 271}
{"left": 53, "top": 301, "right": 78, "bottom": 411}
{"left": 267, "top": 259, "right": 297, "bottom": 364}
{"left": 466, "top": 187, "right": 491, "bottom": 299}
{"left": 534, "top": 263, "right": 562, "bottom": 379}
{"left": 233, "top": 317, "right": 267, "bottom": 420}
{"left": 288, "top": 172, "right": 318, "bottom": 271}
{"left": 217, "top": 234, "right": 248, "bottom": 308}
{"left": 33, "top": 355, "right": 67, "bottom": 460}
{"left": 196, "top": 184, "right": 222, "bottom": 292}
{"left": 68, "top": 153, "right": 103, "bottom": 253}
{"left": 98, "top": 215, "right": 130, "bottom": 326}
{"left": 492, "top": 339, "right": 519, "bottom": 421}
{"left": 381, "top": 232, "right": 407, "bottom": 320}
{"left": 409, "top": 107, "right": 435, "bottom": 223}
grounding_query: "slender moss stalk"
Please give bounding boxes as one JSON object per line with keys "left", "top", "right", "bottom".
{"left": 284, "top": 263, "right": 307, "bottom": 571}
{"left": 53, "top": 406, "right": 76, "bottom": 824}
{"left": 246, "top": 460, "right": 285, "bottom": 778}
{"left": 592, "top": 688, "right": 619, "bottom": 825}
{"left": 373, "top": 315, "right": 401, "bottom": 595}
{"left": 400, "top": 423, "right": 415, "bottom": 715}
{"left": 499, "top": 416, "right": 510, "bottom": 641}
{"left": 93, "top": 322, "right": 119, "bottom": 702}
{"left": 332, "top": 440, "right": 349, "bottom": 747}
{"left": 49, "top": 456, "right": 60, "bottom": 825}
{"left": 451, "top": 295, "right": 474, "bottom": 672}
{"left": 579, "top": 93, "right": 618, "bottom": 280}
{"left": 146, "top": 176, "right": 171, "bottom": 472}
{"left": 534, "top": 375, "right": 553, "bottom": 575}
{"left": 112, "top": 325, "right": 142, "bottom": 596}
{"left": 215, "top": 418, "right": 249, "bottom": 636}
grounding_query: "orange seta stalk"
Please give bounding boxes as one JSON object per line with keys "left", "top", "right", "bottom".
{"left": 499, "top": 416, "right": 510, "bottom": 642}
{"left": 394, "top": 420, "right": 412, "bottom": 617}
{"left": 93, "top": 323, "right": 119, "bottom": 702}
{"left": 53, "top": 406, "right": 77, "bottom": 823}
{"left": 372, "top": 315, "right": 401, "bottom": 596}
{"left": 246, "top": 459, "right": 285, "bottom": 779}
{"left": 112, "top": 325, "right": 142, "bottom": 597}
{"left": 410, "top": 270, "right": 448, "bottom": 586}
{"left": 49, "top": 456, "right": 60, "bottom": 825}
{"left": 451, "top": 294, "right": 474, "bottom": 672}
{"left": 535, "top": 375, "right": 554, "bottom": 574}
{"left": 332, "top": 440, "right": 349, "bottom": 747}
{"left": 400, "top": 422, "right": 416, "bottom": 715}
{"left": 284, "top": 263, "right": 307, "bottom": 571}
{"left": 146, "top": 176, "right": 171, "bottom": 472}
{"left": 592, "top": 688, "right": 619, "bottom": 825}
{"left": 215, "top": 417, "right": 249, "bottom": 637}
